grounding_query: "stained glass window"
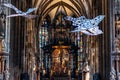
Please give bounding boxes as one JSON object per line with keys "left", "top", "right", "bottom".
{"left": 39, "top": 27, "right": 48, "bottom": 48}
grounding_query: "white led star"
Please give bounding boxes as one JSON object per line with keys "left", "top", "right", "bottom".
{"left": 64, "top": 15, "right": 105, "bottom": 35}
{"left": 3, "top": 3, "right": 37, "bottom": 19}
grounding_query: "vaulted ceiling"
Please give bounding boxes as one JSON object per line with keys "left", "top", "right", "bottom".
{"left": 32, "top": 0, "right": 92, "bottom": 21}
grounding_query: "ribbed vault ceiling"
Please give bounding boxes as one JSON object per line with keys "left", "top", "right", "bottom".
{"left": 33, "top": 0, "right": 92, "bottom": 20}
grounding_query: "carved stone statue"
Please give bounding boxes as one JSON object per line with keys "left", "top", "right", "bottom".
{"left": 110, "top": 67, "right": 116, "bottom": 80}
{"left": 0, "top": 12, "right": 6, "bottom": 38}
{"left": 114, "top": 38, "right": 120, "bottom": 50}
{"left": 4, "top": 68, "right": 10, "bottom": 80}
{"left": 2, "top": 39, "right": 5, "bottom": 51}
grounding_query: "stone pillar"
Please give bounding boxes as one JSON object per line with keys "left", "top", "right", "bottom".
{"left": 97, "top": 0, "right": 111, "bottom": 80}
{"left": 0, "top": 0, "right": 11, "bottom": 80}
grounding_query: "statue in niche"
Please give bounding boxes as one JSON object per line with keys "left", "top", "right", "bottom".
{"left": 55, "top": 14, "right": 65, "bottom": 28}
{"left": 0, "top": 36, "right": 5, "bottom": 52}
{"left": 114, "top": 38, "right": 120, "bottom": 52}
{"left": 0, "top": 12, "right": 6, "bottom": 38}
{"left": 0, "top": 12, "right": 6, "bottom": 51}
{"left": 1, "top": 39, "right": 5, "bottom": 51}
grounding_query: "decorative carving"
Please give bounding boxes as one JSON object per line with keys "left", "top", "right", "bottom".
{"left": 114, "top": 38, "right": 120, "bottom": 51}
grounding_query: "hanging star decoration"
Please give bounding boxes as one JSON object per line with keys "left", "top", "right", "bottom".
{"left": 64, "top": 15, "right": 105, "bottom": 36}
{"left": 3, "top": 3, "right": 37, "bottom": 19}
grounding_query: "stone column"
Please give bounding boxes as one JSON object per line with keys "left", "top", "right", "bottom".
{"left": 1, "top": 0, "right": 11, "bottom": 80}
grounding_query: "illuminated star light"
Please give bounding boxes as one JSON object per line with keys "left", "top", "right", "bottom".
{"left": 64, "top": 15, "right": 105, "bottom": 35}
{"left": 3, "top": 3, "right": 37, "bottom": 19}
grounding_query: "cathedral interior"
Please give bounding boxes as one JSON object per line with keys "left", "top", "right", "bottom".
{"left": 0, "top": 0, "right": 119, "bottom": 80}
